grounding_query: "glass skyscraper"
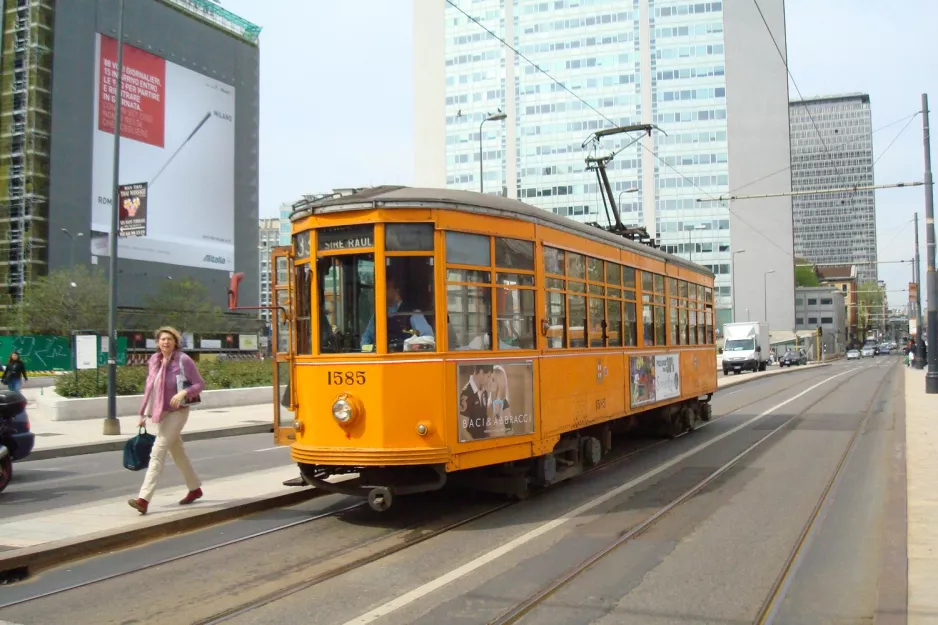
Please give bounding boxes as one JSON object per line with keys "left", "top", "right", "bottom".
{"left": 415, "top": 0, "right": 794, "bottom": 330}
{"left": 790, "top": 94, "right": 878, "bottom": 284}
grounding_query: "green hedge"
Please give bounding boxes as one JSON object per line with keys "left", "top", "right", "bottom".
{"left": 55, "top": 359, "right": 273, "bottom": 399}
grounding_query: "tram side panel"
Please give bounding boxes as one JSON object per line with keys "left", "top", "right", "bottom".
{"left": 290, "top": 361, "right": 451, "bottom": 467}
{"left": 538, "top": 352, "right": 628, "bottom": 439}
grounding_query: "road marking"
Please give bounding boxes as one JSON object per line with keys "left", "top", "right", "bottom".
{"left": 254, "top": 446, "right": 287, "bottom": 452}
{"left": 340, "top": 367, "right": 856, "bottom": 625}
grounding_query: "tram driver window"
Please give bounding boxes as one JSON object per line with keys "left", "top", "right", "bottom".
{"left": 317, "top": 254, "right": 375, "bottom": 354}
{"left": 382, "top": 257, "right": 436, "bottom": 353}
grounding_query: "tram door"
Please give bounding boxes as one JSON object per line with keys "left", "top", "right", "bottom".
{"left": 271, "top": 246, "right": 296, "bottom": 445}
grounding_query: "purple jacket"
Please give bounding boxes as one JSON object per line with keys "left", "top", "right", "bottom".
{"left": 139, "top": 351, "right": 205, "bottom": 424}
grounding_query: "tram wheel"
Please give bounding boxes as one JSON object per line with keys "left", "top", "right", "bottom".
{"left": 368, "top": 487, "right": 393, "bottom": 512}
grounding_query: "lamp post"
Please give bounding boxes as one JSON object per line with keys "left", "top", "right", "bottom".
{"left": 731, "top": 249, "right": 745, "bottom": 323}
{"left": 61, "top": 228, "right": 83, "bottom": 268}
{"left": 104, "top": 0, "right": 126, "bottom": 436}
{"left": 764, "top": 270, "right": 775, "bottom": 325}
{"left": 479, "top": 111, "right": 507, "bottom": 194}
{"left": 684, "top": 224, "right": 702, "bottom": 262}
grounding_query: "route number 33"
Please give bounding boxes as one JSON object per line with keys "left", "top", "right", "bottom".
{"left": 326, "top": 371, "right": 366, "bottom": 386}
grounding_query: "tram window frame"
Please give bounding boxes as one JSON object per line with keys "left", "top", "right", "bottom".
{"left": 445, "top": 233, "right": 537, "bottom": 352}
{"left": 622, "top": 268, "right": 637, "bottom": 347}
{"left": 543, "top": 247, "right": 567, "bottom": 349}
{"left": 294, "top": 262, "right": 312, "bottom": 355}
{"left": 642, "top": 271, "right": 666, "bottom": 346}
{"left": 384, "top": 255, "right": 437, "bottom": 353}
{"left": 316, "top": 253, "right": 376, "bottom": 354}
{"left": 494, "top": 237, "right": 536, "bottom": 350}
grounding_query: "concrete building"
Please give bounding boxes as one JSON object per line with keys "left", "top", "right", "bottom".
{"left": 790, "top": 93, "right": 877, "bottom": 283}
{"left": 795, "top": 285, "right": 846, "bottom": 351}
{"left": 258, "top": 217, "right": 280, "bottom": 330}
{"left": 817, "top": 264, "right": 858, "bottom": 342}
{"left": 414, "top": 0, "right": 794, "bottom": 332}
{"left": 0, "top": 0, "right": 261, "bottom": 312}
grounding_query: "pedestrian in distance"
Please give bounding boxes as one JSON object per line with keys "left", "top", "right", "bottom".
{"left": 128, "top": 327, "right": 204, "bottom": 515}
{"left": 2, "top": 351, "right": 27, "bottom": 392}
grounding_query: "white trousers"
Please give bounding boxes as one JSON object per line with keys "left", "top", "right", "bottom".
{"left": 138, "top": 408, "right": 201, "bottom": 502}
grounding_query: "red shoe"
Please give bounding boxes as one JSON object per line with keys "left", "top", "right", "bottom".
{"left": 128, "top": 498, "right": 148, "bottom": 514}
{"left": 179, "top": 488, "right": 203, "bottom": 505}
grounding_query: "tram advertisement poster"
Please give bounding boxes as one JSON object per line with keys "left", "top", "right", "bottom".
{"left": 118, "top": 182, "right": 148, "bottom": 238}
{"left": 654, "top": 354, "right": 681, "bottom": 401}
{"left": 457, "top": 361, "right": 535, "bottom": 443}
{"left": 629, "top": 356, "right": 656, "bottom": 407}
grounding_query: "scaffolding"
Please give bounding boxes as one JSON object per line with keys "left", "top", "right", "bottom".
{"left": 159, "top": 0, "right": 261, "bottom": 44}
{"left": 0, "top": 0, "right": 54, "bottom": 311}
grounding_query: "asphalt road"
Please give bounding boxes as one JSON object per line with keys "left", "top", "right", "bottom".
{"left": 3, "top": 433, "right": 291, "bottom": 517}
{"left": 0, "top": 359, "right": 903, "bottom": 625}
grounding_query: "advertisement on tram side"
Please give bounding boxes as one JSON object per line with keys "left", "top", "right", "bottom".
{"left": 456, "top": 361, "right": 535, "bottom": 443}
{"left": 629, "top": 354, "right": 681, "bottom": 408}
{"left": 89, "top": 33, "right": 235, "bottom": 271}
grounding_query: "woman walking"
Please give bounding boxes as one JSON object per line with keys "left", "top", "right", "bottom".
{"left": 128, "top": 327, "right": 204, "bottom": 514}
{"left": 2, "top": 351, "right": 27, "bottom": 391}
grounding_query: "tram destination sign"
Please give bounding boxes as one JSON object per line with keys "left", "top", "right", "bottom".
{"left": 317, "top": 225, "right": 374, "bottom": 251}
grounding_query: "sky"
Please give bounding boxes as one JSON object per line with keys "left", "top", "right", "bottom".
{"left": 222, "top": 0, "right": 937, "bottom": 307}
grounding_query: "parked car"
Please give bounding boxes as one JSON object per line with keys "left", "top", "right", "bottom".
{"left": 846, "top": 349, "right": 860, "bottom": 360}
{"left": 779, "top": 349, "right": 808, "bottom": 367}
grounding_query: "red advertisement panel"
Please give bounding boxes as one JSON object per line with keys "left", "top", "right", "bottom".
{"left": 98, "top": 36, "right": 166, "bottom": 148}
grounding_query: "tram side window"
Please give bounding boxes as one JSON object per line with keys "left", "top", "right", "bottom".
{"left": 318, "top": 254, "right": 376, "bottom": 354}
{"left": 544, "top": 247, "right": 566, "bottom": 348}
{"left": 623, "top": 268, "right": 637, "bottom": 347}
{"left": 447, "top": 232, "right": 492, "bottom": 351}
{"left": 641, "top": 271, "right": 666, "bottom": 346}
{"left": 294, "top": 264, "right": 312, "bottom": 355}
{"left": 384, "top": 257, "right": 435, "bottom": 353}
{"left": 567, "top": 252, "right": 587, "bottom": 348}
{"left": 495, "top": 238, "right": 535, "bottom": 350}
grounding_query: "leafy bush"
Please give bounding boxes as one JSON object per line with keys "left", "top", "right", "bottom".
{"left": 54, "top": 358, "right": 273, "bottom": 398}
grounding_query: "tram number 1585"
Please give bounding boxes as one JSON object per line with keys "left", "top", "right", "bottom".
{"left": 326, "top": 371, "right": 366, "bottom": 386}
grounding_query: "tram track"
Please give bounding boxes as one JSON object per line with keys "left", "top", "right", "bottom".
{"left": 0, "top": 365, "right": 843, "bottom": 621}
{"left": 186, "top": 367, "right": 851, "bottom": 625}
{"left": 485, "top": 361, "right": 892, "bottom": 625}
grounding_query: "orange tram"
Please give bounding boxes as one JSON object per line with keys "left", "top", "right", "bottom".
{"left": 242, "top": 186, "right": 718, "bottom": 511}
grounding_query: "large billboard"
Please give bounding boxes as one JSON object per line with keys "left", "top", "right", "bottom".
{"left": 89, "top": 34, "right": 235, "bottom": 271}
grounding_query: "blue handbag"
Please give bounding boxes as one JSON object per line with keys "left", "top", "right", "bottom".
{"left": 123, "top": 426, "right": 156, "bottom": 471}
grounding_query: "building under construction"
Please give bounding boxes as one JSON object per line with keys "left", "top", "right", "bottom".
{"left": 0, "top": 0, "right": 261, "bottom": 315}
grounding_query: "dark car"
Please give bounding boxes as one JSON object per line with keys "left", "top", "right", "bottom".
{"left": 779, "top": 349, "right": 807, "bottom": 367}
{"left": 0, "top": 390, "right": 32, "bottom": 461}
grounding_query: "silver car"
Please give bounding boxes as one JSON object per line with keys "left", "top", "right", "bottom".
{"left": 846, "top": 349, "right": 860, "bottom": 360}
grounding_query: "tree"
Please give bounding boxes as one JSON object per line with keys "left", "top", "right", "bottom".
{"left": 13, "top": 266, "right": 109, "bottom": 335}
{"left": 795, "top": 265, "right": 820, "bottom": 287}
{"left": 143, "top": 278, "right": 226, "bottom": 333}
{"left": 857, "top": 280, "right": 884, "bottom": 335}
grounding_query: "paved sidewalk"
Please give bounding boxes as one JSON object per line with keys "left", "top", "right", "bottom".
{"left": 20, "top": 384, "right": 283, "bottom": 461}
{"left": 0, "top": 465, "right": 354, "bottom": 578}
{"left": 905, "top": 367, "right": 938, "bottom": 624}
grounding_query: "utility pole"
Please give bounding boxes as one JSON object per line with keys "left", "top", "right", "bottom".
{"left": 915, "top": 212, "right": 925, "bottom": 369}
{"left": 923, "top": 94, "right": 938, "bottom": 393}
{"left": 103, "top": 0, "right": 125, "bottom": 435}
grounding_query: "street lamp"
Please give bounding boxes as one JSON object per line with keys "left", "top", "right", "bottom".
{"left": 763, "top": 270, "right": 775, "bottom": 325}
{"left": 104, "top": 0, "right": 126, "bottom": 436}
{"left": 61, "top": 228, "right": 83, "bottom": 268}
{"left": 731, "top": 249, "right": 746, "bottom": 323}
{"left": 479, "top": 111, "right": 507, "bottom": 194}
{"left": 684, "top": 224, "right": 702, "bottom": 262}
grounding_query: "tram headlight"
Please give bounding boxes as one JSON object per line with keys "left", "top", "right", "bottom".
{"left": 331, "top": 394, "right": 359, "bottom": 426}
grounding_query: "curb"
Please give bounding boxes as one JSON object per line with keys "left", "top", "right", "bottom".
{"left": 21, "top": 423, "right": 274, "bottom": 462}
{"left": 718, "top": 361, "right": 834, "bottom": 391}
{"left": 0, "top": 486, "right": 323, "bottom": 580}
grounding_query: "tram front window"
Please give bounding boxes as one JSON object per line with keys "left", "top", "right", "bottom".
{"left": 378, "top": 257, "right": 436, "bottom": 353}
{"left": 318, "top": 254, "right": 375, "bottom": 354}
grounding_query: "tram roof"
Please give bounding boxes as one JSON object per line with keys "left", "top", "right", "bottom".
{"left": 290, "top": 186, "right": 712, "bottom": 278}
